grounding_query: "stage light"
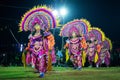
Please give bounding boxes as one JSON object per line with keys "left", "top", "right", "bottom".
{"left": 60, "top": 7, "right": 68, "bottom": 16}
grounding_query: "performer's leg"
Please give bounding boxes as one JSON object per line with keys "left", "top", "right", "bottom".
{"left": 35, "top": 58, "right": 39, "bottom": 72}
{"left": 31, "top": 55, "right": 36, "bottom": 68}
{"left": 105, "top": 57, "right": 110, "bottom": 67}
{"left": 39, "top": 56, "right": 46, "bottom": 78}
{"left": 70, "top": 55, "right": 77, "bottom": 69}
{"left": 26, "top": 52, "right": 31, "bottom": 65}
{"left": 88, "top": 56, "right": 92, "bottom": 67}
{"left": 51, "top": 48, "right": 56, "bottom": 64}
{"left": 77, "top": 56, "right": 82, "bottom": 70}
{"left": 96, "top": 59, "right": 100, "bottom": 68}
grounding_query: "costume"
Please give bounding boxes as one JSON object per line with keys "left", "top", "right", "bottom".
{"left": 60, "top": 19, "right": 90, "bottom": 69}
{"left": 96, "top": 37, "right": 112, "bottom": 67}
{"left": 85, "top": 27, "right": 105, "bottom": 67}
{"left": 19, "top": 6, "right": 57, "bottom": 77}
{"left": 43, "top": 30, "right": 56, "bottom": 71}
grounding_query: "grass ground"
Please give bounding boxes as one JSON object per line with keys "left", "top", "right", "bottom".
{"left": 0, "top": 66, "right": 120, "bottom": 80}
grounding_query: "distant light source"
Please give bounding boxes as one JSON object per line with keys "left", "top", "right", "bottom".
{"left": 60, "top": 7, "right": 68, "bottom": 16}
{"left": 3, "top": 53, "right": 5, "bottom": 56}
{"left": 20, "top": 44, "right": 23, "bottom": 52}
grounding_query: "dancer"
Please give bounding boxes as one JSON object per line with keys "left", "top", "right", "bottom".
{"left": 60, "top": 19, "right": 90, "bottom": 70}
{"left": 96, "top": 37, "right": 112, "bottom": 67}
{"left": 19, "top": 6, "right": 57, "bottom": 77}
{"left": 86, "top": 27, "right": 105, "bottom": 67}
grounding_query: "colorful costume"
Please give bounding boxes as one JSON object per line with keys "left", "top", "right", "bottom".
{"left": 60, "top": 19, "right": 90, "bottom": 69}
{"left": 19, "top": 6, "right": 57, "bottom": 77}
{"left": 43, "top": 30, "right": 56, "bottom": 71}
{"left": 85, "top": 27, "right": 105, "bottom": 67}
{"left": 96, "top": 37, "right": 112, "bottom": 67}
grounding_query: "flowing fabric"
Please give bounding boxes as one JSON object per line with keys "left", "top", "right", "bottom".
{"left": 47, "top": 34, "right": 55, "bottom": 50}
{"left": 51, "top": 48, "right": 56, "bottom": 63}
{"left": 47, "top": 51, "right": 52, "bottom": 71}
{"left": 94, "top": 52, "right": 99, "bottom": 63}
{"left": 26, "top": 52, "right": 31, "bottom": 65}
{"left": 65, "top": 49, "right": 69, "bottom": 62}
{"left": 82, "top": 51, "right": 86, "bottom": 66}
{"left": 81, "top": 37, "right": 87, "bottom": 49}
{"left": 97, "top": 44, "right": 102, "bottom": 53}
{"left": 22, "top": 52, "right": 26, "bottom": 68}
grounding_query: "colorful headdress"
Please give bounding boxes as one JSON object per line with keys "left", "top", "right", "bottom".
{"left": 60, "top": 19, "right": 91, "bottom": 37}
{"left": 19, "top": 6, "right": 57, "bottom": 31}
{"left": 88, "top": 27, "right": 105, "bottom": 42}
{"left": 103, "top": 37, "right": 112, "bottom": 51}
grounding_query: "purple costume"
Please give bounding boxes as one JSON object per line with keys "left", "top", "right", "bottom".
{"left": 30, "top": 35, "right": 47, "bottom": 73}
{"left": 19, "top": 6, "right": 57, "bottom": 77}
{"left": 96, "top": 48, "right": 110, "bottom": 67}
{"left": 60, "top": 19, "right": 90, "bottom": 69}
{"left": 96, "top": 38, "right": 112, "bottom": 67}
{"left": 86, "top": 37, "right": 97, "bottom": 67}
{"left": 69, "top": 37, "right": 82, "bottom": 69}
{"left": 85, "top": 28, "right": 105, "bottom": 67}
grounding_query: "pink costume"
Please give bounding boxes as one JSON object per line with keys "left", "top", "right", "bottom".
{"left": 60, "top": 19, "right": 90, "bottom": 69}
{"left": 85, "top": 28, "right": 105, "bottom": 67}
{"left": 30, "top": 36, "right": 47, "bottom": 73}
{"left": 69, "top": 37, "right": 82, "bottom": 69}
{"left": 25, "top": 42, "right": 32, "bottom": 65}
{"left": 43, "top": 31, "right": 56, "bottom": 71}
{"left": 86, "top": 37, "right": 97, "bottom": 67}
{"left": 43, "top": 31, "right": 56, "bottom": 64}
{"left": 96, "top": 38, "right": 112, "bottom": 67}
{"left": 19, "top": 6, "right": 57, "bottom": 77}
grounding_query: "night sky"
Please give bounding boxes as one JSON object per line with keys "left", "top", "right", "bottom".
{"left": 0, "top": 0, "right": 120, "bottom": 47}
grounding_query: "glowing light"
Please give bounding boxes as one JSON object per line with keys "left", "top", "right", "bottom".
{"left": 20, "top": 44, "right": 23, "bottom": 52}
{"left": 60, "top": 7, "right": 68, "bottom": 16}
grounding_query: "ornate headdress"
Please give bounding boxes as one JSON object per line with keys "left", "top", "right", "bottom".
{"left": 88, "top": 27, "right": 105, "bottom": 43}
{"left": 19, "top": 6, "right": 58, "bottom": 31}
{"left": 60, "top": 19, "right": 91, "bottom": 37}
{"left": 103, "top": 37, "right": 112, "bottom": 51}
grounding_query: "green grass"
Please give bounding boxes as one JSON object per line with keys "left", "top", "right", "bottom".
{"left": 0, "top": 66, "right": 120, "bottom": 80}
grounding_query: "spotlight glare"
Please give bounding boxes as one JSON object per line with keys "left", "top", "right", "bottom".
{"left": 60, "top": 7, "right": 68, "bottom": 16}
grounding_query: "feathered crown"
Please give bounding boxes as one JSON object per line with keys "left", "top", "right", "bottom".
{"left": 103, "top": 37, "right": 112, "bottom": 51}
{"left": 19, "top": 5, "right": 58, "bottom": 31}
{"left": 60, "top": 19, "right": 91, "bottom": 37}
{"left": 88, "top": 27, "right": 105, "bottom": 42}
